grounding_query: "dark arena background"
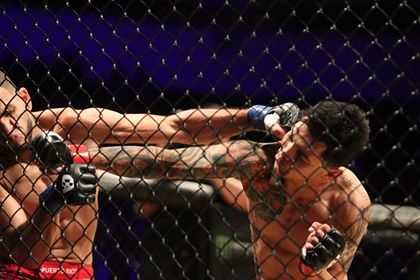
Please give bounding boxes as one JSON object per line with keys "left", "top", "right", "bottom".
{"left": 0, "top": 0, "right": 419, "bottom": 279}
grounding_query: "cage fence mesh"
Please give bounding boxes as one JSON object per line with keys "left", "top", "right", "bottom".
{"left": 0, "top": 0, "right": 419, "bottom": 279}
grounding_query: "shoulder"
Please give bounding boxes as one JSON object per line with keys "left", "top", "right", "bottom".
{"left": 33, "top": 107, "right": 74, "bottom": 119}
{"left": 332, "top": 167, "right": 371, "bottom": 229}
{"left": 231, "top": 140, "right": 277, "bottom": 161}
{"left": 33, "top": 107, "right": 108, "bottom": 134}
{"left": 224, "top": 139, "right": 260, "bottom": 153}
{"left": 223, "top": 140, "right": 275, "bottom": 174}
{"left": 337, "top": 168, "right": 370, "bottom": 208}
{"left": 33, "top": 107, "right": 109, "bottom": 123}
{"left": 33, "top": 108, "right": 78, "bottom": 130}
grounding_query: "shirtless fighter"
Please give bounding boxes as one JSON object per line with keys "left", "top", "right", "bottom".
{"left": 93, "top": 100, "right": 371, "bottom": 279}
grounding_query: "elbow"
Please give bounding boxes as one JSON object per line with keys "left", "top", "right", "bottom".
{"left": 163, "top": 120, "right": 214, "bottom": 145}
{"left": 166, "top": 127, "right": 196, "bottom": 145}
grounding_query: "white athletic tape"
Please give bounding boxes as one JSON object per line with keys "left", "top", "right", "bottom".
{"left": 264, "top": 113, "right": 280, "bottom": 130}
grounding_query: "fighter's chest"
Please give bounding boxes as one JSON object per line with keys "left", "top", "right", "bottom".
{"left": 244, "top": 175, "right": 288, "bottom": 219}
{"left": 250, "top": 198, "right": 331, "bottom": 251}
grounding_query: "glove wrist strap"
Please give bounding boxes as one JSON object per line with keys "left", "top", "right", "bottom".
{"left": 39, "top": 184, "right": 65, "bottom": 216}
{"left": 298, "top": 260, "right": 321, "bottom": 277}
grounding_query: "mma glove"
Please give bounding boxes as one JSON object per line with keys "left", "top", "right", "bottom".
{"left": 299, "top": 228, "right": 346, "bottom": 276}
{"left": 31, "top": 131, "right": 73, "bottom": 174}
{"left": 248, "top": 102, "right": 301, "bottom": 132}
{"left": 39, "top": 164, "right": 97, "bottom": 215}
{"left": 32, "top": 131, "right": 97, "bottom": 215}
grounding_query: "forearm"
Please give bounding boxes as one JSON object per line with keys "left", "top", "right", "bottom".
{"left": 91, "top": 145, "right": 169, "bottom": 178}
{"left": 71, "top": 108, "right": 251, "bottom": 146}
{"left": 98, "top": 172, "right": 215, "bottom": 210}
{"left": 45, "top": 103, "right": 297, "bottom": 146}
{"left": 170, "top": 108, "right": 251, "bottom": 144}
{"left": 91, "top": 144, "right": 243, "bottom": 180}
{"left": 327, "top": 264, "right": 348, "bottom": 280}
{"left": 208, "top": 178, "right": 248, "bottom": 211}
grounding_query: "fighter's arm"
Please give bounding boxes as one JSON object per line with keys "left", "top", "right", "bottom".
{"left": 300, "top": 173, "right": 371, "bottom": 279}
{"left": 0, "top": 183, "right": 58, "bottom": 269}
{"left": 327, "top": 185, "right": 371, "bottom": 278}
{"left": 34, "top": 107, "right": 249, "bottom": 145}
{"left": 91, "top": 140, "right": 267, "bottom": 181}
{"left": 207, "top": 178, "right": 249, "bottom": 211}
{"left": 33, "top": 103, "right": 299, "bottom": 146}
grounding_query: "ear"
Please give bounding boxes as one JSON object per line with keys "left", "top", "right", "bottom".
{"left": 322, "top": 167, "right": 343, "bottom": 183}
{"left": 17, "top": 87, "right": 32, "bottom": 110}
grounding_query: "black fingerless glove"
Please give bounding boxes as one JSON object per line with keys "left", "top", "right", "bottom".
{"left": 39, "top": 164, "right": 97, "bottom": 215}
{"left": 32, "top": 131, "right": 97, "bottom": 215}
{"left": 300, "top": 228, "right": 346, "bottom": 274}
{"left": 31, "top": 131, "right": 73, "bottom": 173}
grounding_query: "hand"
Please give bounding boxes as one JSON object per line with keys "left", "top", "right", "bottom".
{"left": 59, "top": 164, "right": 97, "bottom": 205}
{"left": 299, "top": 222, "right": 345, "bottom": 276}
{"left": 31, "top": 131, "right": 73, "bottom": 173}
{"left": 40, "top": 164, "right": 97, "bottom": 215}
{"left": 248, "top": 103, "right": 301, "bottom": 139}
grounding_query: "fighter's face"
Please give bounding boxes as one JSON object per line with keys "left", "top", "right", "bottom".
{"left": 0, "top": 88, "right": 33, "bottom": 151}
{"left": 274, "top": 122, "right": 328, "bottom": 183}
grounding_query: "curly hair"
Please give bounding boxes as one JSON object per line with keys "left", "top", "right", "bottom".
{"left": 302, "top": 101, "right": 370, "bottom": 167}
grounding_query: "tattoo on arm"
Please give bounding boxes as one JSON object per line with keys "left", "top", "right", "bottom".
{"left": 94, "top": 141, "right": 262, "bottom": 180}
{"left": 340, "top": 205, "right": 371, "bottom": 272}
{"left": 329, "top": 191, "right": 370, "bottom": 276}
{"left": 328, "top": 172, "right": 372, "bottom": 273}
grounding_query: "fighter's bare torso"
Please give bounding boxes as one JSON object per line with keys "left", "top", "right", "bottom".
{"left": 245, "top": 180, "right": 336, "bottom": 279}
{"left": 0, "top": 110, "right": 100, "bottom": 267}
{"left": 239, "top": 143, "right": 370, "bottom": 280}
{"left": 0, "top": 162, "right": 98, "bottom": 265}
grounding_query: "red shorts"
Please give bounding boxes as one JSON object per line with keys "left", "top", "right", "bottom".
{"left": 39, "top": 261, "right": 94, "bottom": 279}
{"left": 0, "top": 263, "right": 39, "bottom": 279}
{"left": 0, "top": 261, "right": 94, "bottom": 279}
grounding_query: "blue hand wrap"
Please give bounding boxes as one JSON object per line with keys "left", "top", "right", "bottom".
{"left": 247, "top": 105, "right": 273, "bottom": 130}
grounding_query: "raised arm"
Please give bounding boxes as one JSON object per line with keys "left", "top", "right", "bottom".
{"left": 91, "top": 140, "right": 268, "bottom": 181}
{"left": 33, "top": 103, "right": 300, "bottom": 146}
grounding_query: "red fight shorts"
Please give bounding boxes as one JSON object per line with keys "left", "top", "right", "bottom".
{"left": 39, "top": 261, "right": 94, "bottom": 279}
{"left": 0, "top": 263, "right": 39, "bottom": 279}
{"left": 0, "top": 261, "right": 94, "bottom": 280}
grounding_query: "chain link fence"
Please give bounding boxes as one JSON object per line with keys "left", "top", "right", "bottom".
{"left": 0, "top": 0, "right": 419, "bottom": 279}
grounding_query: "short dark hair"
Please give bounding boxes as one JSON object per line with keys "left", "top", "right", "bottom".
{"left": 302, "top": 100, "right": 370, "bottom": 167}
{"left": 0, "top": 70, "right": 17, "bottom": 92}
